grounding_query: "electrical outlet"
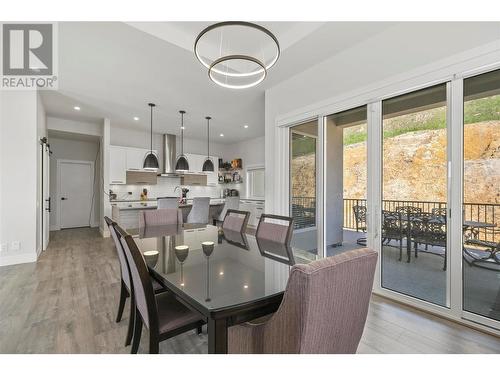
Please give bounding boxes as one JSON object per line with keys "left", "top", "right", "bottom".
{"left": 10, "top": 241, "right": 20, "bottom": 251}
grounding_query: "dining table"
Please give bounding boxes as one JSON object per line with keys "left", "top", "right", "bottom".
{"left": 128, "top": 223, "right": 317, "bottom": 354}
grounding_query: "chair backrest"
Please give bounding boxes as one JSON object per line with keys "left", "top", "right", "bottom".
{"left": 267, "top": 248, "right": 377, "bottom": 353}
{"left": 157, "top": 197, "right": 179, "bottom": 209}
{"left": 115, "top": 225, "right": 158, "bottom": 332}
{"left": 218, "top": 196, "right": 240, "bottom": 221}
{"left": 222, "top": 209, "right": 250, "bottom": 232}
{"left": 395, "top": 205, "right": 422, "bottom": 217}
{"left": 187, "top": 197, "right": 210, "bottom": 224}
{"left": 431, "top": 207, "right": 447, "bottom": 222}
{"left": 353, "top": 205, "right": 367, "bottom": 223}
{"left": 255, "top": 214, "right": 294, "bottom": 246}
{"left": 139, "top": 208, "right": 183, "bottom": 227}
{"left": 104, "top": 216, "right": 131, "bottom": 291}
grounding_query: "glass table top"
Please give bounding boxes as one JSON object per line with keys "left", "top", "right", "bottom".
{"left": 129, "top": 224, "right": 317, "bottom": 312}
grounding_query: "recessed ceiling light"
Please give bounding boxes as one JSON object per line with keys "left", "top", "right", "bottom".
{"left": 243, "top": 285, "right": 249, "bottom": 289}
{"left": 181, "top": 126, "right": 185, "bottom": 130}
{"left": 244, "top": 125, "right": 249, "bottom": 129}
{"left": 219, "top": 271, "right": 224, "bottom": 276}
{"left": 73, "top": 106, "right": 81, "bottom": 111}
{"left": 220, "top": 133, "right": 224, "bottom": 137}
{"left": 133, "top": 116, "right": 139, "bottom": 121}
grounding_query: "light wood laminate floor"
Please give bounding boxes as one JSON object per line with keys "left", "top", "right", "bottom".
{"left": 0, "top": 228, "right": 499, "bottom": 354}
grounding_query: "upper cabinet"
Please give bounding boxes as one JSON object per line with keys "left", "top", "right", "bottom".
{"left": 110, "top": 145, "right": 157, "bottom": 185}
{"left": 126, "top": 148, "right": 149, "bottom": 171}
{"left": 185, "top": 153, "right": 219, "bottom": 186}
{"left": 110, "top": 146, "right": 127, "bottom": 184}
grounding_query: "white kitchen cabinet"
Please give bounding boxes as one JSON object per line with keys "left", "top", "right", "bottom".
{"left": 182, "top": 226, "right": 218, "bottom": 249}
{"left": 240, "top": 199, "right": 265, "bottom": 227}
{"left": 184, "top": 153, "right": 219, "bottom": 186}
{"left": 254, "top": 200, "right": 264, "bottom": 226}
{"left": 110, "top": 146, "right": 127, "bottom": 184}
{"left": 110, "top": 146, "right": 158, "bottom": 185}
{"left": 126, "top": 148, "right": 149, "bottom": 171}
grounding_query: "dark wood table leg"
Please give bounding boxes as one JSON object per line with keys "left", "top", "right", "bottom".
{"left": 207, "top": 317, "right": 228, "bottom": 354}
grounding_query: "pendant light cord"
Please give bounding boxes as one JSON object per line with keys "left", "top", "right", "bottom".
{"left": 181, "top": 112, "right": 184, "bottom": 155}
{"left": 207, "top": 118, "right": 210, "bottom": 157}
{"left": 150, "top": 104, "right": 153, "bottom": 153}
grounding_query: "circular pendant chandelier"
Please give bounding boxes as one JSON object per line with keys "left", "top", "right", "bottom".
{"left": 194, "top": 22, "right": 280, "bottom": 89}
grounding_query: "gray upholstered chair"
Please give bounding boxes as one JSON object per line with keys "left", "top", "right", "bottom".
{"left": 139, "top": 208, "right": 183, "bottom": 227}
{"left": 157, "top": 197, "right": 179, "bottom": 209}
{"left": 222, "top": 209, "right": 250, "bottom": 232}
{"left": 255, "top": 214, "right": 294, "bottom": 246}
{"left": 186, "top": 197, "right": 210, "bottom": 224}
{"left": 227, "top": 248, "right": 378, "bottom": 354}
{"left": 217, "top": 196, "right": 240, "bottom": 223}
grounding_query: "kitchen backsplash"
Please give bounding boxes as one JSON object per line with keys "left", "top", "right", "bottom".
{"left": 110, "top": 177, "right": 239, "bottom": 201}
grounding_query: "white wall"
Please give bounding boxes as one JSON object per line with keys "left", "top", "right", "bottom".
{"left": 49, "top": 136, "right": 101, "bottom": 230}
{"left": 0, "top": 90, "right": 40, "bottom": 266}
{"left": 224, "top": 136, "right": 265, "bottom": 198}
{"left": 48, "top": 116, "right": 102, "bottom": 137}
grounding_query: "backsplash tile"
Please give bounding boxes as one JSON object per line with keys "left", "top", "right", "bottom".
{"left": 110, "top": 177, "right": 233, "bottom": 201}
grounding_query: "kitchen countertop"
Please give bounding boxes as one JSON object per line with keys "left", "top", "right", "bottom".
{"left": 110, "top": 197, "right": 264, "bottom": 211}
{"left": 113, "top": 201, "right": 225, "bottom": 211}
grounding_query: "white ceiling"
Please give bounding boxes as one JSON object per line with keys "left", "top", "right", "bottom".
{"left": 41, "top": 21, "right": 397, "bottom": 143}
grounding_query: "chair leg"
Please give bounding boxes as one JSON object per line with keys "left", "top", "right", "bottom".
{"left": 196, "top": 325, "right": 202, "bottom": 335}
{"left": 131, "top": 311, "right": 142, "bottom": 354}
{"left": 116, "top": 280, "right": 127, "bottom": 323}
{"left": 414, "top": 241, "right": 418, "bottom": 258}
{"left": 125, "top": 296, "right": 135, "bottom": 346}
{"left": 149, "top": 334, "right": 159, "bottom": 354}
{"left": 398, "top": 240, "right": 402, "bottom": 261}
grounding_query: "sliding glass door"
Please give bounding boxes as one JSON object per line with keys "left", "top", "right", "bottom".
{"left": 289, "top": 120, "right": 319, "bottom": 255}
{"left": 381, "top": 83, "right": 449, "bottom": 307}
{"left": 462, "top": 68, "right": 500, "bottom": 324}
{"left": 325, "top": 106, "right": 368, "bottom": 256}
{"left": 282, "top": 65, "right": 500, "bottom": 331}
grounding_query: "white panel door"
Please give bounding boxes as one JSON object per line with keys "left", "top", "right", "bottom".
{"left": 59, "top": 161, "right": 94, "bottom": 229}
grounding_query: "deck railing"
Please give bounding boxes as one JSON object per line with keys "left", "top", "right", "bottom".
{"left": 291, "top": 196, "right": 499, "bottom": 242}
{"left": 343, "top": 198, "right": 499, "bottom": 243}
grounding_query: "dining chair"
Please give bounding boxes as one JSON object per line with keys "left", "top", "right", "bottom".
{"left": 104, "top": 217, "right": 165, "bottom": 346}
{"left": 227, "top": 248, "right": 378, "bottom": 354}
{"left": 255, "top": 214, "right": 294, "bottom": 246}
{"left": 157, "top": 197, "right": 179, "bottom": 209}
{"left": 381, "top": 210, "right": 405, "bottom": 261}
{"left": 186, "top": 197, "right": 210, "bottom": 224}
{"left": 222, "top": 209, "right": 250, "bottom": 232}
{"left": 139, "top": 208, "right": 183, "bottom": 227}
{"left": 215, "top": 196, "right": 240, "bottom": 225}
{"left": 115, "top": 225, "right": 205, "bottom": 354}
{"left": 353, "top": 205, "right": 367, "bottom": 246}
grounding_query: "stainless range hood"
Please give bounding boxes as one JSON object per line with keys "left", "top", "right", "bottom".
{"left": 158, "top": 134, "right": 179, "bottom": 177}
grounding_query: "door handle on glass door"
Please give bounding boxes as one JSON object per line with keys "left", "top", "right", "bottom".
{"left": 61, "top": 197, "right": 67, "bottom": 200}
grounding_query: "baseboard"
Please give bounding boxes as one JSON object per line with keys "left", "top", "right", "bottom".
{"left": 100, "top": 226, "right": 110, "bottom": 238}
{"left": 0, "top": 252, "right": 37, "bottom": 267}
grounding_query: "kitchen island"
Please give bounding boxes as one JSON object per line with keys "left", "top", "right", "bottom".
{"left": 111, "top": 198, "right": 225, "bottom": 229}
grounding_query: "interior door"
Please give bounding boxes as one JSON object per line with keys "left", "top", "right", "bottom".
{"left": 59, "top": 161, "right": 94, "bottom": 229}
{"left": 42, "top": 143, "right": 50, "bottom": 250}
